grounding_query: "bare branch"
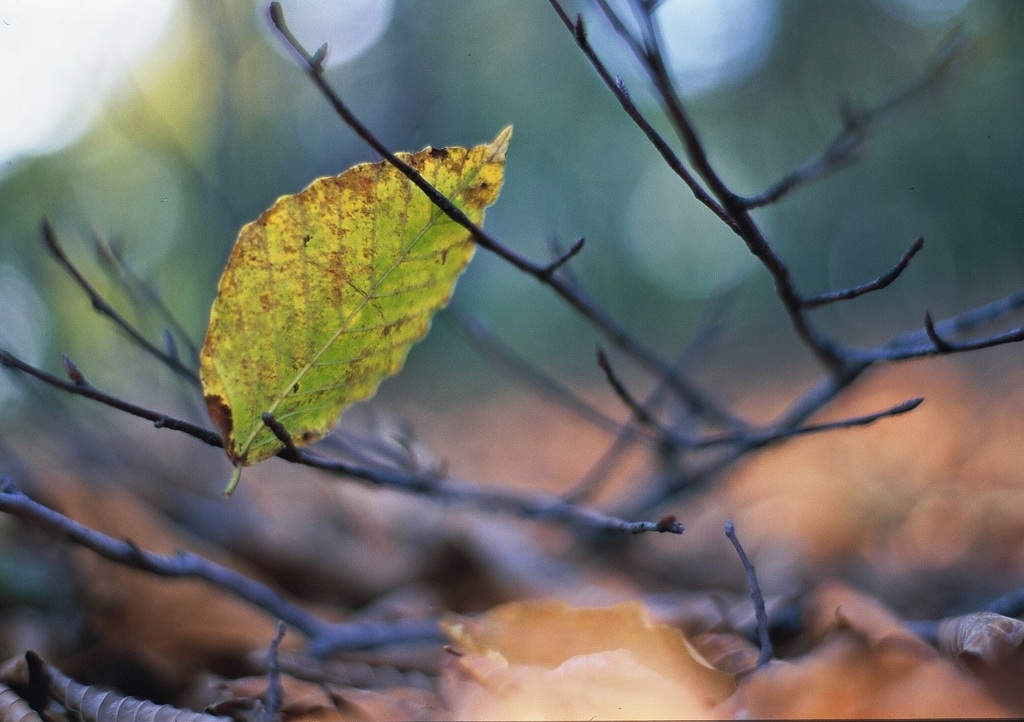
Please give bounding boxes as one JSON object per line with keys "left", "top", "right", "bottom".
{"left": 725, "top": 520, "right": 772, "bottom": 667}
{"left": 41, "top": 220, "right": 201, "bottom": 387}
{"left": 546, "top": 2, "right": 739, "bottom": 233}
{"left": 285, "top": 446, "right": 685, "bottom": 536}
{"left": 443, "top": 307, "right": 634, "bottom": 438}
{"left": 857, "top": 292, "right": 1024, "bottom": 362}
{"left": 0, "top": 349, "right": 682, "bottom": 537}
{"left": 565, "top": 291, "right": 746, "bottom": 504}
{"left": 803, "top": 237, "right": 925, "bottom": 308}
{"left": 540, "top": 236, "right": 586, "bottom": 278}
{"left": 95, "top": 233, "right": 202, "bottom": 364}
{"left": 562, "top": 1, "right": 846, "bottom": 370}
{"left": 0, "top": 479, "right": 341, "bottom": 650}
{"left": 267, "top": 2, "right": 743, "bottom": 431}
{"left": 262, "top": 412, "right": 298, "bottom": 454}
{"left": 741, "top": 30, "right": 968, "bottom": 208}
{"left": 0, "top": 349, "right": 222, "bottom": 446}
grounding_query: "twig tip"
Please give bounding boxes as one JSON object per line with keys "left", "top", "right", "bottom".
{"left": 61, "top": 354, "right": 86, "bottom": 386}
{"left": 268, "top": 1, "right": 284, "bottom": 30}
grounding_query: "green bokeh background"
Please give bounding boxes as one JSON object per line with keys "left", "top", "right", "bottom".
{"left": 0, "top": 0, "right": 1020, "bottom": 417}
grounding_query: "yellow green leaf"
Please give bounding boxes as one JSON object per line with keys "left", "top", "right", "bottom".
{"left": 200, "top": 127, "right": 511, "bottom": 480}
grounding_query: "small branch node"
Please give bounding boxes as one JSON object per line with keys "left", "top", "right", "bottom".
{"left": 574, "top": 13, "right": 586, "bottom": 42}
{"left": 262, "top": 412, "right": 298, "bottom": 454}
{"left": 725, "top": 519, "right": 773, "bottom": 667}
{"left": 60, "top": 354, "right": 87, "bottom": 386}
{"left": 615, "top": 76, "right": 630, "bottom": 100}
{"left": 655, "top": 513, "right": 680, "bottom": 533}
{"left": 310, "top": 43, "right": 329, "bottom": 72}
{"left": 541, "top": 237, "right": 585, "bottom": 277}
{"left": 124, "top": 538, "right": 146, "bottom": 563}
{"left": 924, "top": 311, "right": 953, "bottom": 352}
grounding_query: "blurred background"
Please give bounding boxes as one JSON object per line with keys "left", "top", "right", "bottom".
{"left": 0, "top": 0, "right": 1021, "bottom": 687}
{"left": 0, "top": 0, "right": 1020, "bottom": 415}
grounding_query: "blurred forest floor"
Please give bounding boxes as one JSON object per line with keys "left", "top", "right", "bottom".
{"left": 2, "top": 358, "right": 1024, "bottom": 718}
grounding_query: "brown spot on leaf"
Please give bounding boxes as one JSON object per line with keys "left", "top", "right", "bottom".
{"left": 205, "top": 394, "right": 234, "bottom": 447}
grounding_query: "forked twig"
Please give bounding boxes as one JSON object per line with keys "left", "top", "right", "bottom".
{"left": 740, "top": 30, "right": 968, "bottom": 208}
{"left": 0, "top": 349, "right": 682, "bottom": 537}
{"left": 266, "top": 1, "right": 744, "bottom": 433}
{"left": 41, "top": 221, "right": 201, "bottom": 387}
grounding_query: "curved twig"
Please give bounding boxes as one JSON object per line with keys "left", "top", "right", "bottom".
{"left": 41, "top": 221, "right": 201, "bottom": 387}
{"left": 803, "top": 237, "right": 925, "bottom": 308}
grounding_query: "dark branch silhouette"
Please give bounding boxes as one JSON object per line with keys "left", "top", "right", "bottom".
{"left": 0, "top": 349, "right": 682, "bottom": 537}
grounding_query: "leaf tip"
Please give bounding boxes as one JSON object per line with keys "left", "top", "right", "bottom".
{"left": 490, "top": 125, "right": 513, "bottom": 161}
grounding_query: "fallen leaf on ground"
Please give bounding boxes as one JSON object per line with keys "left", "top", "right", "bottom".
{"left": 439, "top": 599, "right": 734, "bottom": 720}
{"left": 719, "top": 584, "right": 1013, "bottom": 718}
{"left": 938, "top": 611, "right": 1024, "bottom": 709}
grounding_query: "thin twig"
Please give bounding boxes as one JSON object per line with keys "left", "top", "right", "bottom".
{"left": 260, "top": 622, "right": 287, "bottom": 722}
{"left": 565, "top": 290, "right": 744, "bottom": 504}
{"left": 442, "top": 307, "right": 637, "bottom": 439}
{"left": 0, "top": 349, "right": 683, "bottom": 536}
{"left": 740, "top": 30, "right": 968, "bottom": 208}
{"left": 0, "top": 350, "right": 222, "bottom": 445}
{"left": 94, "top": 234, "right": 202, "bottom": 364}
{"left": 596, "top": 347, "right": 660, "bottom": 431}
{"left": 856, "top": 292, "right": 1024, "bottom": 362}
{"left": 547, "top": 3, "right": 739, "bottom": 234}
{"left": 267, "top": 1, "right": 744, "bottom": 432}
{"left": 594, "top": 347, "right": 693, "bottom": 449}
{"left": 40, "top": 220, "right": 201, "bottom": 387}
{"left": 0, "top": 477, "right": 445, "bottom": 657}
{"left": 725, "top": 520, "right": 772, "bottom": 667}
{"left": 557, "top": 0, "right": 845, "bottom": 370}
{"left": 694, "top": 396, "right": 923, "bottom": 450}
{"left": 803, "top": 237, "right": 925, "bottom": 308}
{"left": 540, "top": 236, "right": 586, "bottom": 278}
